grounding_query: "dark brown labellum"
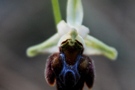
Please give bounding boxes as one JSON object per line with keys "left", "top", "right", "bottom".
{"left": 45, "top": 40, "right": 95, "bottom": 90}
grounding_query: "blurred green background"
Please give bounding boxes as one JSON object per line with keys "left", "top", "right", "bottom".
{"left": 0, "top": 0, "right": 135, "bottom": 90}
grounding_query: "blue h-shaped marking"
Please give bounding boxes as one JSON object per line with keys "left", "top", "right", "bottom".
{"left": 59, "top": 53, "right": 81, "bottom": 86}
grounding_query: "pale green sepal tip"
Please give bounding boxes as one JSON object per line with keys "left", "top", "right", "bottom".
{"left": 85, "top": 35, "right": 118, "bottom": 60}
{"left": 67, "top": 0, "right": 83, "bottom": 26}
{"left": 27, "top": 45, "right": 41, "bottom": 57}
{"left": 26, "top": 33, "right": 60, "bottom": 57}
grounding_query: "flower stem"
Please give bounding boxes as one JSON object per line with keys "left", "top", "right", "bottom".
{"left": 51, "top": 0, "right": 62, "bottom": 28}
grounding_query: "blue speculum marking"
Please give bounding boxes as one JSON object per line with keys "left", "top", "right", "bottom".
{"left": 59, "top": 53, "right": 81, "bottom": 87}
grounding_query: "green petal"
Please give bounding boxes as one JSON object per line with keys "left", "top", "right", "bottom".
{"left": 67, "top": 0, "right": 83, "bottom": 26}
{"left": 84, "top": 35, "right": 118, "bottom": 60}
{"left": 26, "top": 33, "right": 60, "bottom": 57}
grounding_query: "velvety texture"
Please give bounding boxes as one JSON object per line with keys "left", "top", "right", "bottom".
{"left": 45, "top": 52, "right": 95, "bottom": 90}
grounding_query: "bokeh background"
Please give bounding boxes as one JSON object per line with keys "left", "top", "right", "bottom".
{"left": 0, "top": 0, "right": 135, "bottom": 90}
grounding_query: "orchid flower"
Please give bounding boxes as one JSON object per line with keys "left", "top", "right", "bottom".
{"left": 26, "top": 0, "right": 118, "bottom": 60}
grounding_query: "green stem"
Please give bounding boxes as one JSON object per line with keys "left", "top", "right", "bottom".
{"left": 51, "top": 0, "right": 62, "bottom": 28}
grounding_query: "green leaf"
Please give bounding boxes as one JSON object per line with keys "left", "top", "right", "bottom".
{"left": 67, "top": 0, "right": 83, "bottom": 26}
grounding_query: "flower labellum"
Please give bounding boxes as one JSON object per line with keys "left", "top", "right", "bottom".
{"left": 45, "top": 30, "right": 95, "bottom": 90}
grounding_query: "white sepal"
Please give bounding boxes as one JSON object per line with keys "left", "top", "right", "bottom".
{"left": 67, "top": 0, "right": 83, "bottom": 26}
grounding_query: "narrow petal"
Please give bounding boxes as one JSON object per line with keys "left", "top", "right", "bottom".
{"left": 75, "top": 25, "right": 89, "bottom": 38}
{"left": 84, "top": 35, "right": 118, "bottom": 60}
{"left": 26, "top": 33, "right": 60, "bottom": 57}
{"left": 57, "top": 20, "right": 71, "bottom": 36}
